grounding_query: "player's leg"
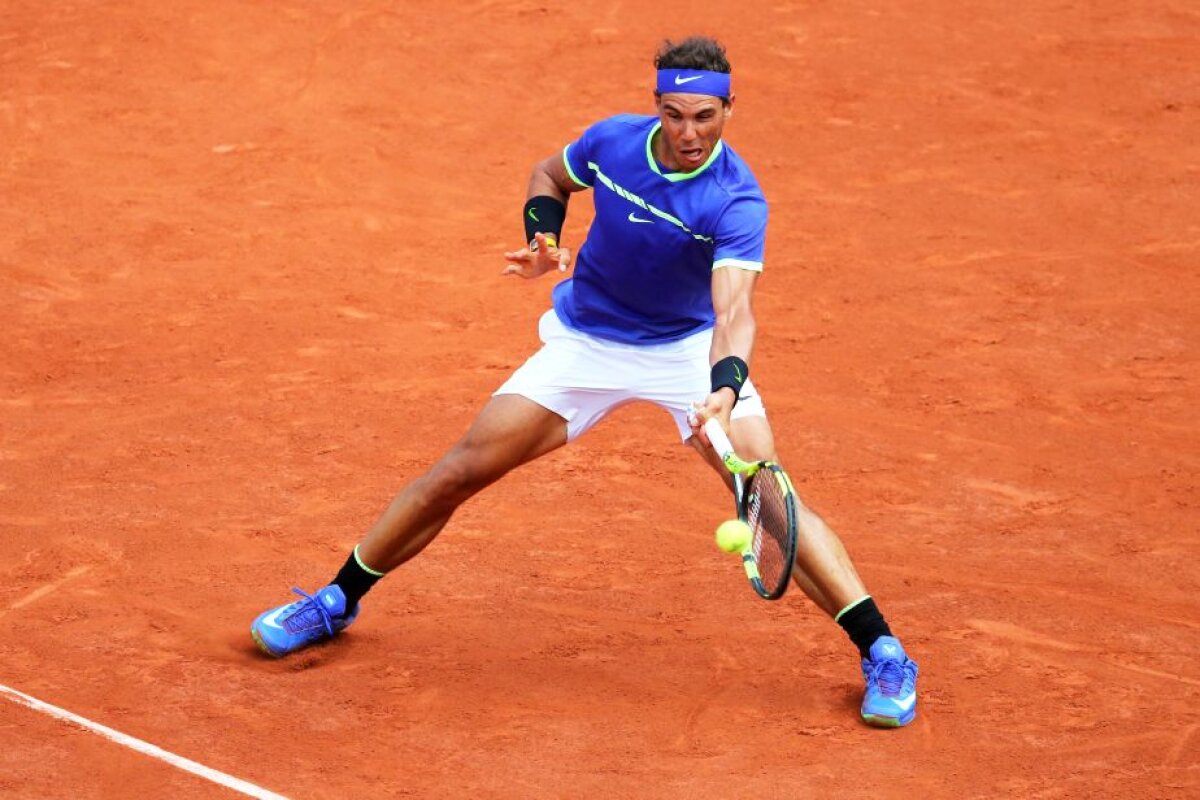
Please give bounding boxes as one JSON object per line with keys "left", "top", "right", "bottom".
{"left": 688, "top": 431, "right": 830, "bottom": 615}
{"left": 356, "top": 395, "right": 567, "bottom": 573}
{"left": 687, "top": 404, "right": 918, "bottom": 728}
{"left": 251, "top": 395, "right": 568, "bottom": 658}
{"left": 336, "top": 394, "right": 567, "bottom": 612}
{"left": 650, "top": 348, "right": 872, "bottom": 616}
{"left": 687, "top": 414, "right": 863, "bottom": 617}
{"left": 251, "top": 308, "right": 636, "bottom": 659}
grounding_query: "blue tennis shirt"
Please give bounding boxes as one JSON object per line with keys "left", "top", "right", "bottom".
{"left": 553, "top": 114, "right": 768, "bottom": 344}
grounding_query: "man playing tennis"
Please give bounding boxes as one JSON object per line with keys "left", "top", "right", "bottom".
{"left": 251, "top": 36, "right": 919, "bottom": 728}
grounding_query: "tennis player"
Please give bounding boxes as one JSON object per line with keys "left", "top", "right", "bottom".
{"left": 251, "top": 36, "right": 919, "bottom": 728}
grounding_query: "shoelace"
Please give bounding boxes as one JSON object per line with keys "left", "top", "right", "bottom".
{"left": 284, "top": 587, "right": 335, "bottom": 637}
{"left": 870, "top": 659, "right": 908, "bottom": 696}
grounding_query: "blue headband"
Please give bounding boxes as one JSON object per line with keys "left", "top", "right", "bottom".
{"left": 656, "top": 69, "right": 731, "bottom": 98}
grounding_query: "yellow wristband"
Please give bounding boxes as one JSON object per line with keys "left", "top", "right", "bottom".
{"left": 529, "top": 234, "right": 557, "bottom": 252}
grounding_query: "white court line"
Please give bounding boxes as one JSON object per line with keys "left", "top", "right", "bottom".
{"left": 0, "top": 683, "right": 290, "bottom": 800}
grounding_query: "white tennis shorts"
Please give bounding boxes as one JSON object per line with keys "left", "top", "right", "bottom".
{"left": 495, "top": 309, "right": 767, "bottom": 441}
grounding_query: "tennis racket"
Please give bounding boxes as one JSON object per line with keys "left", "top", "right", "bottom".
{"left": 704, "top": 417, "right": 799, "bottom": 600}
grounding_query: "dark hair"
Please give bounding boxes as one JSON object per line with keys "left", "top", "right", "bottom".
{"left": 654, "top": 36, "right": 731, "bottom": 74}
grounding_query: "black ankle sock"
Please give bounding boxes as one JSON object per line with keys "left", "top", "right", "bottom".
{"left": 331, "top": 548, "right": 383, "bottom": 612}
{"left": 837, "top": 596, "right": 893, "bottom": 658}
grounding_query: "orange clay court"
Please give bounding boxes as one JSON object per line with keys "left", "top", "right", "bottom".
{"left": 1, "top": 2, "right": 1197, "bottom": 798}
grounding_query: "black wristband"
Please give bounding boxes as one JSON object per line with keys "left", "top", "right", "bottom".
{"left": 524, "top": 195, "right": 566, "bottom": 249}
{"left": 710, "top": 356, "right": 749, "bottom": 406}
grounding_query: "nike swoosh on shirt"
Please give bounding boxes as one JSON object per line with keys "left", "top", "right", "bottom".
{"left": 674, "top": 74, "right": 703, "bottom": 85}
{"left": 628, "top": 212, "right": 653, "bottom": 224}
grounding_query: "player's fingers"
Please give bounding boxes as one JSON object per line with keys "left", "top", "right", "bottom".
{"left": 688, "top": 403, "right": 712, "bottom": 445}
{"left": 537, "top": 250, "right": 559, "bottom": 275}
{"left": 556, "top": 246, "right": 572, "bottom": 271}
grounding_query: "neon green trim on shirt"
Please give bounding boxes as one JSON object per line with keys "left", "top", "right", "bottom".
{"left": 644, "top": 121, "right": 725, "bottom": 182}
{"left": 586, "top": 160, "right": 714, "bottom": 244}
{"left": 562, "top": 144, "right": 592, "bottom": 188}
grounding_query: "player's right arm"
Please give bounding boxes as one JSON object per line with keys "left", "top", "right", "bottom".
{"left": 502, "top": 153, "right": 590, "bottom": 279}
{"left": 693, "top": 265, "right": 759, "bottom": 442}
{"left": 691, "top": 194, "right": 768, "bottom": 443}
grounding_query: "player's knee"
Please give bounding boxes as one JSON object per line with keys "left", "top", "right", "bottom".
{"left": 744, "top": 444, "right": 779, "bottom": 463}
{"left": 422, "top": 444, "right": 500, "bottom": 506}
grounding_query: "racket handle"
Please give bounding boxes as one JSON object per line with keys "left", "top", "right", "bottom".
{"left": 703, "top": 417, "right": 735, "bottom": 460}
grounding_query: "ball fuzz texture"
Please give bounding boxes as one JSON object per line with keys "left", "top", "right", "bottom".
{"left": 715, "top": 519, "right": 753, "bottom": 553}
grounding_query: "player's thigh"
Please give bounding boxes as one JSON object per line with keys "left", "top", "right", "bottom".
{"left": 689, "top": 414, "right": 776, "bottom": 492}
{"left": 730, "top": 414, "right": 777, "bottom": 463}
{"left": 450, "top": 394, "right": 569, "bottom": 481}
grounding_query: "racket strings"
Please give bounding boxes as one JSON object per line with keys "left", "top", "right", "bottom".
{"left": 745, "top": 469, "right": 792, "bottom": 593}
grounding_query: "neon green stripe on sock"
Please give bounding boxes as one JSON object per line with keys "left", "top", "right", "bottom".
{"left": 353, "top": 545, "right": 386, "bottom": 577}
{"left": 834, "top": 595, "right": 872, "bottom": 623}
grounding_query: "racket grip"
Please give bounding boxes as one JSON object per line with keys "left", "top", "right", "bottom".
{"left": 703, "top": 418, "right": 735, "bottom": 459}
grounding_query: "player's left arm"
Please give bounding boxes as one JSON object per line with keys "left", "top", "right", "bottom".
{"left": 503, "top": 152, "right": 590, "bottom": 279}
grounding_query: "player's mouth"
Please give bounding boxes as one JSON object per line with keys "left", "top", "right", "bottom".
{"left": 679, "top": 145, "right": 706, "bottom": 168}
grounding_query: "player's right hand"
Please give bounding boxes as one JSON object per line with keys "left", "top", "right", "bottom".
{"left": 688, "top": 389, "right": 736, "bottom": 447}
{"left": 502, "top": 233, "right": 572, "bottom": 279}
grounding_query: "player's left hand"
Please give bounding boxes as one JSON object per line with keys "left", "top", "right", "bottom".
{"left": 689, "top": 387, "right": 737, "bottom": 446}
{"left": 502, "top": 233, "right": 572, "bottom": 279}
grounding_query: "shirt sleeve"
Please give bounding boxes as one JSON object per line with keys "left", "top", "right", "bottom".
{"left": 712, "top": 196, "right": 768, "bottom": 272}
{"left": 561, "top": 122, "right": 602, "bottom": 189}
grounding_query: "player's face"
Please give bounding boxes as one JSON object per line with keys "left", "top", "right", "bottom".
{"left": 654, "top": 93, "right": 733, "bottom": 172}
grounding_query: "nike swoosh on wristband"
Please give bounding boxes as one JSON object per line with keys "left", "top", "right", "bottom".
{"left": 628, "top": 212, "right": 653, "bottom": 224}
{"left": 674, "top": 74, "right": 704, "bottom": 85}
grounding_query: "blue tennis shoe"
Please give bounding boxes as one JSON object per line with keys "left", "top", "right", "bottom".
{"left": 860, "top": 636, "right": 919, "bottom": 727}
{"left": 251, "top": 585, "right": 358, "bottom": 657}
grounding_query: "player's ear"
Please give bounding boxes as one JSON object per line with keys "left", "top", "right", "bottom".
{"left": 724, "top": 94, "right": 735, "bottom": 119}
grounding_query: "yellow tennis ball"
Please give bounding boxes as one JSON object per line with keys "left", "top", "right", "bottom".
{"left": 715, "top": 519, "right": 752, "bottom": 553}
